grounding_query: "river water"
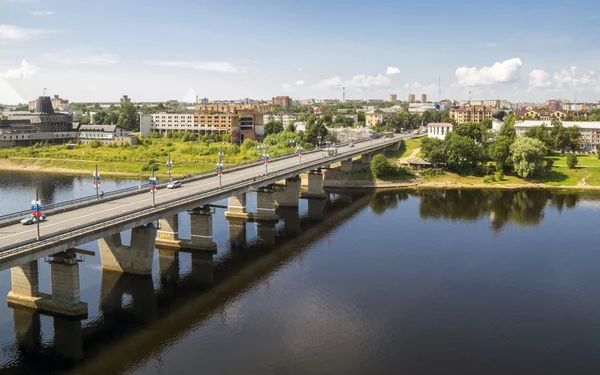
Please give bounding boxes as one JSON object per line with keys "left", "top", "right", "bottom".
{"left": 1, "top": 172, "right": 600, "bottom": 374}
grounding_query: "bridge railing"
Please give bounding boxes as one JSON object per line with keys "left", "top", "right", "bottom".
{"left": 0, "top": 136, "right": 404, "bottom": 258}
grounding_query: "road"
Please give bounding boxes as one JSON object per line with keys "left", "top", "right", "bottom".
{"left": 0, "top": 136, "right": 408, "bottom": 254}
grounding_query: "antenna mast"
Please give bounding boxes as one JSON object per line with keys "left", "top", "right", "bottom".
{"left": 438, "top": 77, "right": 441, "bottom": 103}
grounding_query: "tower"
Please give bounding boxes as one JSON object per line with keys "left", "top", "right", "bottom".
{"left": 342, "top": 86, "right": 345, "bottom": 103}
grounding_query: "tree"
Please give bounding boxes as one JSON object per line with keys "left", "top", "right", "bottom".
{"left": 510, "top": 137, "right": 547, "bottom": 178}
{"left": 93, "top": 110, "right": 107, "bottom": 125}
{"left": 106, "top": 111, "right": 119, "bottom": 125}
{"left": 524, "top": 125, "right": 552, "bottom": 150}
{"left": 76, "top": 115, "right": 90, "bottom": 124}
{"left": 444, "top": 132, "right": 483, "bottom": 172}
{"left": 491, "top": 136, "right": 514, "bottom": 171}
{"left": 117, "top": 101, "right": 139, "bottom": 130}
{"left": 286, "top": 122, "right": 296, "bottom": 132}
{"left": 322, "top": 114, "right": 333, "bottom": 125}
{"left": 567, "top": 125, "right": 581, "bottom": 152}
{"left": 566, "top": 153, "right": 578, "bottom": 169}
{"left": 370, "top": 154, "right": 393, "bottom": 178}
{"left": 420, "top": 137, "right": 447, "bottom": 165}
{"left": 550, "top": 119, "right": 569, "bottom": 153}
{"left": 264, "top": 120, "right": 284, "bottom": 136}
{"left": 305, "top": 118, "right": 328, "bottom": 143}
{"left": 498, "top": 114, "right": 516, "bottom": 139}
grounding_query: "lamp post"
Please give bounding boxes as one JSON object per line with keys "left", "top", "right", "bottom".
{"left": 216, "top": 147, "right": 224, "bottom": 188}
{"left": 31, "top": 190, "right": 41, "bottom": 240}
{"left": 166, "top": 153, "right": 173, "bottom": 183}
{"left": 317, "top": 135, "right": 322, "bottom": 148}
{"left": 93, "top": 164, "right": 100, "bottom": 200}
{"left": 262, "top": 152, "right": 269, "bottom": 175}
{"left": 149, "top": 165, "right": 157, "bottom": 207}
{"left": 289, "top": 139, "right": 295, "bottom": 149}
{"left": 325, "top": 140, "right": 331, "bottom": 149}
{"left": 297, "top": 146, "right": 303, "bottom": 165}
{"left": 257, "top": 144, "right": 263, "bottom": 162}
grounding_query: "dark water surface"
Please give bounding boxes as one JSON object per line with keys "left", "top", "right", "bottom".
{"left": 2, "top": 173, "right": 600, "bottom": 374}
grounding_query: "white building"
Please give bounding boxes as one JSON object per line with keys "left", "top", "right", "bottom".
{"left": 514, "top": 120, "right": 600, "bottom": 149}
{"left": 263, "top": 113, "right": 297, "bottom": 126}
{"left": 140, "top": 111, "right": 196, "bottom": 137}
{"left": 427, "top": 122, "right": 453, "bottom": 140}
{"left": 77, "top": 125, "right": 137, "bottom": 145}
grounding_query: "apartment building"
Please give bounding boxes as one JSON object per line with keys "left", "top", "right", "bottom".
{"left": 263, "top": 113, "right": 298, "bottom": 126}
{"left": 514, "top": 120, "right": 600, "bottom": 149}
{"left": 408, "top": 94, "right": 416, "bottom": 103}
{"left": 450, "top": 106, "right": 494, "bottom": 124}
{"left": 389, "top": 94, "right": 397, "bottom": 102}
{"left": 272, "top": 96, "right": 292, "bottom": 108}
{"left": 365, "top": 108, "right": 395, "bottom": 127}
{"left": 420, "top": 94, "right": 427, "bottom": 103}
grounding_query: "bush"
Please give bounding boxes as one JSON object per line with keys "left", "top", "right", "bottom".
{"left": 546, "top": 159, "right": 554, "bottom": 169}
{"left": 566, "top": 153, "right": 578, "bottom": 169}
{"left": 483, "top": 175, "right": 496, "bottom": 184}
{"left": 370, "top": 154, "right": 393, "bottom": 178}
{"left": 90, "top": 140, "right": 102, "bottom": 148}
{"left": 497, "top": 170, "right": 505, "bottom": 180}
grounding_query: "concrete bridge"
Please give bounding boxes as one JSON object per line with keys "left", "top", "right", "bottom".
{"left": 0, "top": 135, "right": 408, "bottom": 318}
{"left": 1, "top": 190, "right": 370, "bottom": 372}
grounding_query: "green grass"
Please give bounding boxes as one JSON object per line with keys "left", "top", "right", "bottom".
{"left": 547, "top": 154, "right": 600, "bottom": 167}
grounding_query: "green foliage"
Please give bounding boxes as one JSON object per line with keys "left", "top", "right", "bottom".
{"left": 76, "top": 115, "right": 90, "bottom": 124}
{"left": 286, "top": 122, "right": 296, "bottom": 132}
{"left": 510, "top": 137, "right": 547, "bottom": 178}
{"left": 304, "top": 118, "right": 328, "bottom": 143}
{"left": 420, "top": 136, "right": 447, "bottom": 165}
{"left": 491, "top": 136, "right": 514, "bottom": 171}
{"left": 524, "top": 125, "right": 553, "bottom": 150}
{"left": 444, "top": 132, "right": 484, "bottom": 172}
{"left": 566, "top": 153, "right": 578, "bottom": 169}
{"left": 497, "top": 169, "right": 505, "bottom": 180}
{"left": 370, "top": 154, "right": 393, "bottom": 178}
{"left": 498, "top": 114, "right": 516, "bottom": 138}
{"left": 241, "top": 139, "right": 257, "bottom": 151}
{"left": 483, "top": 175, "right": 496, "bottom": 183}
{"left": 550, "top": 119, "right": 569, "bottom": 153}
{"left": 117, "top": 101, "right": 140, "bottom": 131}
{"left": 567, "top": 125, "right": 581, "bottom": 152}
{"left": 89, "top": 140, "right": 102, "bottom": 148}
{"left": 264, "top": 120, "right": 284, "bottom": 136}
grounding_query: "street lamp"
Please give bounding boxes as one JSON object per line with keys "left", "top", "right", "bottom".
{"left": 325, "top": 140, "right": 331, "bottom": 149}
{"left": 289, "top": 139, "right": 295, "bottom": 148}
{"left": 93, "top": 164, "right": 100, "bottom": 200}
{"left": 31, "top": 190, "right": 42, "bottom": 240}
{"left": 297, "top": 145, "right": 303, "bottom": 165}
{"left": 166, "top": 153, "right": 173, "bottom": 183}
{"left": 262, "top": 152, "right": 269, "bottom": 175}
{"left": 148, "top": 165, "right": 157, "bottom": 207}
{"left": 317, "top": 135, "right": 322, "bottom": 148}
{"left": 257, "top": 144, "right": 263, "bottom": 161}
{"left": 217, "top": 147, "right": 224, "bottom": 188}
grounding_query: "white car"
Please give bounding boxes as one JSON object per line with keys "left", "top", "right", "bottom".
{"left": 21, "top": 214, "right": 47, "bottom": 225}
{"left": 167, "top": 181, "right": 182, "bottom": 189}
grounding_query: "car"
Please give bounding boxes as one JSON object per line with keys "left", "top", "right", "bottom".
{"left": 167, "top": 181, "right": 182, "bottom": 189}
{"left": 349, "top": 143, "right": 355, "bottom": 148}
{"left": 21, "top": 214, "right": 46, "bottom": 225}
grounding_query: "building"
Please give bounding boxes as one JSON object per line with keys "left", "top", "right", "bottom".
{"left": 427, "top": 123, "right": 453, "bottom": 140}
{"left": 120, "top": 95, "right": 131, "bottom": 103}
{"left": 420, "top": 94, "right": 427, "bottom": 103}
{"left": 197, "top": 97, "right": 209, "bottom": 105}
{"left": 272, "top": 96, "right": 292, "bottom": 108}
{"left": 450, "top": 106, "right": 494, "bottom": 124}
{"left": 514, "top": 120, "right": 600, "bottom": 149}
{"left": 77, "top": 125, "right": 137, "bottom": 145}
{"left": 263, "top": 114, "right": 298, "bottom": 126}
{"left": 408, "top": 103, "right": 437, "bottom": 115}
{"left": 389, "top": 94, "right": 397, "bottom": 102}
{"left": 365, "top": 108, "right": 395, "bottom": 127}
{"left": 28, "top": 94, "right": 69, "bottom": 111}
{"left": 1, "top": 96, "right": 77, "bottom": 148}
{"left": 408, "top": 94, "right": 416, "bottom": 103}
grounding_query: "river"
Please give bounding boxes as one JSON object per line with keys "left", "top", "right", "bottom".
{"left": 1, "top": 172, "right": 600, "bottom": 374}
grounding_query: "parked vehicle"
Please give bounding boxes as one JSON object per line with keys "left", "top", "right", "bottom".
{"left": 21, "top": 214, "right": 47, "bottom": 225}
{"left": 167, "top": 181, "right": 182, "bottom": 189}
{"left": 322, "top": 148, "right": 338, "bottom": 157}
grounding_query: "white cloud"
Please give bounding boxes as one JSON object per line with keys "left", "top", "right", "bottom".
{"left": 528, "top": 66, "right": 598, "bottom": 90}
{"left": 43, "top": 51, "right": 120, "bottom": 65}
{"left": 147, "top": 60, "right": 246, "bottom": 73}
{"left": 0, "top": 78, "right": 26, "bottom": 104}
{"left": 297, "top": 68, "right": 302, "bottom": 71}
{"left": 295, "top": 80, "right": 305, "bottom": 85}
{"left": 3, "top": 59, "right": 37, "bottom": 79}
{"left": 0, "top": 24, "right": 56, "bottom": 41}
{"left": 455, "top": 57, "right": 522, "bottom": 86}
{"left": 30, "top": 10, "right": 55, "bottom": 15}
{"left": 313, "top": 74, "right": 391, "bottom": 90}
{"left": 386, "top": 66, "right": 401, "bottom": 75}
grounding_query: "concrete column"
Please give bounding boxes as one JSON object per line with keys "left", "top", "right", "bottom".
{"left": 256, "top": 187, "right": 279, "bottom": 221}
{"left": 301, "top": 171, "right": 326, "bottom": 199}
{"left": 274, "top": 177, "right": 301, "bottom": 207}
{"left": 386, "top": 141, "right": 401, "bottom": 152}
{"left": 225, "top": 193, "right": 251, "bottom": 220}
{"left": 228, "top": 218, "right": 247, "bottom": 251}
{"left": 157, "top": 214, "right": 179, "bottom": 241}
{"left": 158, "top": 249, "right": 179, "bottom": 284}
{"left": 188, "top": 208, "right": 217, "bottom": 251}
{"left": 98, "top": 224, "right": 157, "bottom": 275}
{"left": 340, "top": 159, "right": 353, "bottom": 172}
{"left": 12, "top": 309, "right": 40, "bottom": 351}
{"left": 48, "top": 251, "right": 88, "bottom": 317}
{"left": 10, "top": 261, "right": 39, "bottom": 298}
{"left": 360, "top": 152, "right": 373, "bottom": 163}
{"left": 53, "top": 316, "right": 83, "bottom": 361}
{"left": 256, "top": 221, "right": 277, "bottom": 247}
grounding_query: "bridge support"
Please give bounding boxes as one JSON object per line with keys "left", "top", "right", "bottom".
{"left": 156, "top": 214, "right": 179, "bottom": 242}
{"left": 224, "top": 193, "right": 251, "bottom": 220}
{"left": 360, "top": 152, "right": 373, "bottom": 164}
{"left": 277, "top": 207, "right": 301, "bottom": 236}
{"left": 98, "top": 224, "right": 156, "bottom": 275}
{"left": 274, "top": 176, "right": 301, "bottom": 207}
{"left": 100, "top": 271, "right": 157, "bottom": 323}
{"left": 340, "top": 159, "right": 353, "bottom": 172}
{"left": 256, "top": 221, "right": 277, "bottom": 247}
{"left": 256, "top": 187, "right": 279, "bottom": 221}
{"left": 7, "top": 253, "right": 88, "bottom": 317}
{"left": 300, "top": 170, "right": 326, "bottom": 199}
{"left": 156, "top": 207, "right": 217, "bottom": 252}
{"left": 386, "top": 141, "right": 401, "bottom": 152}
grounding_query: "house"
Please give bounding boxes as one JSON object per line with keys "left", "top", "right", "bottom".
{"left": 77, "top": 124, "right": 138, "bottom": 145}
{"left": 427, "top": 123, "right": 453, "bottom": 140}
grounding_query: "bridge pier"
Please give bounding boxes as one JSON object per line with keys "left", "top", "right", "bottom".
{"left": 386, "top": 141, "right": 401, "bottom": 152}
{"left": 7, "top": 253, "right": 88, "bottom": 317}
{"left": 156, "top": 207, "right": 217, "bottom": 252}
{"left": 274, "top": 176, "right": 301, "bottom": 207}
{"left": 224, "top": 193, "right": 251, "bottom": 220}
{"left": 100, "top": 271, "right": 157, "bottom": 323}
{"left": 276, "top": 207, "right": 301, "bottom": 236}
{"left": 340, "top": 159, "right": 353, "bottom": 172}
{"left": 256, "top": 187, "right": 279, "bottom": 221}
{"left": 360, "top": 152, "right": 373, "bottom": 164}
{"left": 156, "top": 214, "right": 179, "bottom": 242}
{"left": 300, "top": 170, "right": 326, "bottom": 199}
{"left": 98, "top": 224, "right": 156, "bottom": 275}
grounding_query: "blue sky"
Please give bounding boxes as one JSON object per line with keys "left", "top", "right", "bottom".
{"left": 1, "top": 0, "right": 600, "bottom": 104}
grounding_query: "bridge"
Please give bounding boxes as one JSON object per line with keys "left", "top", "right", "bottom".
{"left": 0, "top": 135, "right": 409, "bottom": 317}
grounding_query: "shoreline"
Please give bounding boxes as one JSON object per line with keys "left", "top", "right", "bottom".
{"left": 3, "top": 158, "right": 600, "bottom": 192}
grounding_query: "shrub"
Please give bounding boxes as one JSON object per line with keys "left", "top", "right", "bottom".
{"left": 370, "top": 154, "right": 393, "bottom": 178}
{"left": 90, "top": 140, "right": 102, "bottom": 148}
{"left": 546, "top": 159, "right": 554, "bottom": 169}
{"left": 483, "top": 175, "right": 496, "bottom": 184}
{"left": 497, "top": 170, "right": 505, "bottom": 180}
{"left": 566, "top": 153, "right": 578, "bottom": 169}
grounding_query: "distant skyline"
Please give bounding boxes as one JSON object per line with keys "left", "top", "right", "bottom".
{"left": 2, "top": 0, "right": 600, "bottom": 104}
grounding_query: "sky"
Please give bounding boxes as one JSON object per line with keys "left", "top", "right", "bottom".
{"left": 1, "top": 0, "right": 600, "bottom": 104}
